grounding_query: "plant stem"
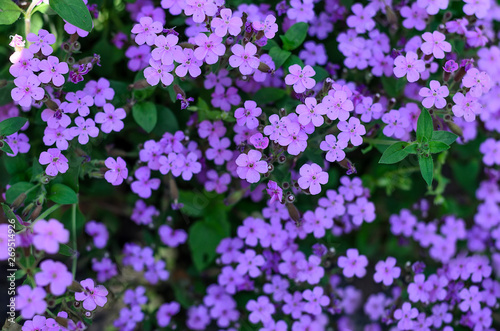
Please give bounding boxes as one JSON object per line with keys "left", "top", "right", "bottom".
{"left": 71, "top": 203, "right": 77, "bottom": 277}
{"left": 24, "top": 0, "right": 39, "bottom": 40}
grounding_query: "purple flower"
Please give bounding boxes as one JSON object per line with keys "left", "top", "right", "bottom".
{"left": 266, "top": 180, "right": 283, "bottom": 203}
{"left": 235, "top": 100, "right": 262, "bottom": 129}
{"left": 394, "top": 52, "right": 425, "bottom": 83}
{"left": 298, "top": 163, "right": 329, "bottom": 195}
{"left": 299, "top": 41, "right": 327, "bottom": 66}
{"left": 157, "top": 301, "right": 181, "bottom": 327}
{"left": 95, "top": 104, "right": 126, "bottom": 133}
{"left": 382, "top": 110, "right": 410, "bottom": 139}
{"left": 462, "top": 68, "right": 491, "bottom": 98}
{"left": 235, "top": 150, "right": 268, "bottom": 183}
{"left": 75, "top": 278, "right": 109, "bottom": 311}
{"left": 419, "top": 80, "right": 449, "bottom": 109}
{"left": 65, "top": 90, "right": 94, "bottom": 116}
{"left": 85, "top": 220, "right": 109, "bottom": 249}
{"left": 104, "top": 156, "right": 128, "bottom": 186}
{"left": 302, "top": 286, "right": 330, "bottom": 315}
{"left": 253, "top": 14, "right": 278, "bottom": 39}
{"left": 443, "top": 60, "right": 459, "bottom": 73}
{"left": 346, "top": 4, "right": 376, "bottom": 34}
{"left": 320, "top": 134, "right": 348, "bottom": 162}
{"left": 211, "top": 8, "right": 243, "bottom": 37}
{"left": 131, "top": 166, "right": 161, "bottom": 198}
{"left": 303, "top": 207, "right": 333, "bottom": 238}
{"left": 38, "top": 56, "right": 69, "bottom": 87}
{"left": 159, "top": 225, "right": 187, "bottom": 247}
{"left": 35, "top": 260, "right": 72, "bottom": 295}
{"left": 236, "top": 249, "right": 265, "bottom": 277}
{"left": 174, "top": 48, "right": 202, "bottom": 78}
{"left": 337, "top": 117, "right": 366, "bottom": 146}
{"left": 39, "top": 148, "right": 69, "bottom": 176}
{"left": 70, "top": 116, "right": 99, "bottom": 144}
{"left": 84, "top": 78, "right": 115, "bottom": 107}
{"left": 246, "top": 296, "right": 275, "bottom": 324}
{"left": 373, "top": 257, "right": 401, "bottom": 286}
{"left": 229, "top": 42, "right": 260, "bottom": 75}
{"left": 463, "top": 0, "right": 489, "bottom": 18}
{"left": 394, "top": 302, "right": 419, "bottom": 330}
{"left": 452, "top": 92, "right": 481, "bottom": 122}
{"left": 184, "top": 0, "right": 217, "bottom": 23}
{"left": 193, "top": 33, "right": 226, "bottom": 65}
{"left": 27, "top": 29, "right": 55, "bottom": 56}
{"left": 401, "top": 3, "right": 428, "bottom": 31}
{"left": 338, "top": 248, "right": 368, "bottom": 278}
{"left": 417, "top": 0, "right": 448, "bottom": 15}
{"left": 296, "top": 97, "right": 326, "bottom": 127}
{"left": 152, "top": 34, "right": 181, "bottom": 65}
{"left": 4, "top": 132, "right": 30, "bottom": 157}
{"left": 319, "top": 90, "right": 354, "bottom": 121}
{"left": 249, "top": 132, "right": 269, "bottom": 150}
{"left": 33, "top": 218, "right": 69, "bottom": 254}
{"left": 144, "top": 59, "right": 174, "bottom": 86}
{"left": 11, "top": 74, "right": 45, "bottom": 107}
{"left": 285, "top": 64, "right": 316, "bottom": 93}
{"left": 420, "top": 31, "right": 451, "bottom": 59}
{"left": 205, "top": 170, "right": 231, "bottom": 193}
{"left": 16, "top": 285, "right": 47, "bottom": 319}
{"left": 131, "top": 16, "right": 163, "bottom": 46}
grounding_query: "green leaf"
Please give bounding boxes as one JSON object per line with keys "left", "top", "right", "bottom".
{"left": 153, "top": 106, "right": 179, "bottom": 135}
{"left": 0, "top": 117, "right": 28, "bottom": 136}
{"left": 313, "top": 66, "right": 329, "bottom": 82}
{"left": 416, "top": 108, "right": 433, "bottom": 143}
{"left": 132, "top": 102, "right": 157, "bottom": 133}
{"left": 188, "top": 219, "right": 227, "bottom": 271}
{"left": 253, "top": 88, "right": 287, "bottom": 105}
{"left": 419, "top": 155, "right": 434, "bottom": 187}
{"left": 269, "top": 47, "right": 291, "bottom": 69}
{"left": 6, "top": 182, "right": 35, "bottom": 205}
{"left": 48, "top": 183, "right": 78, "bottom": 204}
{"left": 381, "top": 76, "right": 406, "bottom": 98}
{"left": 429, "top": 141, "right": 450, "bottom": 154}
{"left": 280, "top": 22, "right": 308, "bottom": 51}
{"left": 58, "top": 244, "right": 75, "bottom": 256}
{"left": 432, "top": 130, "right": 458, "bottom": 146}
{"left": 283, "top": 55, "right": 304, "bottom": 74}
{"left": 404, "top": 143, "right": 418, "bottom": 154}
{"left": 49, "top": 0, "right": 93, "bottom": 32}
{"left": 0, "top": 0, "right": 22, "bottom": 25}
{"left": 379, "top": 141, "right": 409, "bottom": 164}
{"left": 0, "top": 140, "right": 13, "bottom": 154}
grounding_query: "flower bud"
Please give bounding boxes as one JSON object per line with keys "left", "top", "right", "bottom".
{"left": 385, "top": 5, "right": 398, "bottom": 26}
{"left": 224, "top": 189, "right": 245, "bottom": 206}
{"left": 258, "top": 62, "right": 271, "bottom": 73}
{"left": 69, "top": 280, "right": 85, "bottom": 292}
{"left": 286, "top": 202, "right": 301, "bottom": 224}
{"left": 169, "top": 176, "right": 179, "bottom": 202}
{"left": 30, "top": 204, "right": 43, "bottom": 221}
{"left": 11, "top": 193, "right": 26, "bottom": 210}
{"left": 446, "top": 120, "right": 463, "bottom": 137}
{"left": 55, "top": 317, "right": 69, "bottom": 328}
{"left": 179, "top": 42, "right": 195, "bottom": 49}
{"left": 128, "top": 79, "right": 150, "bottom": 91}
{"left": 22, "top": 202, "right": 35, "bottom": 218}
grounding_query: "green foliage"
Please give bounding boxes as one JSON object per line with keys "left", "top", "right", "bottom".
{"left": 5, "top": 182, "right": 36, "bottom": 204}
{"left": 49, "top": 0, "right": 93, "bottom": 32}
{"left": 269, "top": 47, "right": 291, "bottom": 69}
{"left": 432, "top": 130, "right": 458, "bottom": 145}
{"left": 0, "top": 117, "right": 28, "bottom": 136}
{"left": 280, "top": 22, "right": 309, "bottom": 51}
{"left": 48, "top": 183, "right": 78, "bottom": 204}
{"left": 379, "top": 141, "right": 409, "bottom": 164}
{"left": 416, "top": 108, "right": 433, "bottom": 143}
{"left": 132, "top": 102, "right": 158, "bottom": 133}
{"left": 419, "top": 155, "right": 434, "bottom": 187}
{"left": 253, "top": 88, "right": 287, "bottom": 104}
{"left": 0, "top": 0, "right": 22, "bottom": 25}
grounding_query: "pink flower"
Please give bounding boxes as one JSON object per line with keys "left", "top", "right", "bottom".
{"left": 337, "top": 117, "right": 366, "bottom": 146}
{"left": 65, "top": 91, "right": 94, "bottom": 116}
{"left": 161, "top": 0, "right": 186, "bottom": 15}
{"left": 394, "top": 302, "right": 419, "bottom": 330}
{"left": 37, "top": 56, "right": 69, "bottom": 87}
{"left": 4, "top": 132, "right": 30, "bottom": 157}
{"left": 266, "top": 180, "right": 283, "bottom": 203}
{"left": 249, "top": 133, "right": 269, "bottom": 149}
{"left": 285, "top": 64, "right": 316, "bottom": 93}
{"left": 152, "top": 34, "right": 181, "bottom": 65}
{"left": 463, "top": 0, "right": 489, "bottom": 18}
{"left": 338, "top": 248, "right": 368, "bottom": 278}
{"left": 174, "top": 48, "right": 202, "bottom": 78}
{"left": 27, "top": 29, "right": 56, "bottom": 56}
{"left": 373, "top": 257, "right": 401, "bottom": 286}
{"left": 235, "top": 150, "right": 268, "bottom": 183}
{"left": 346, "top": 4, "right": 376, "bottom": 34}
{"left": 35, "top": 260, "right": 73, "bottom": 295}
{"left": 393, "top": 52, "right": 425, "bottom": 83}
{"left": 84, "top": 78, "right": 115, "bottom": 107}
{"left": 8, "top": 48, "right": 40, "bottom": 78}
{"left": 298, "top": 163, "right": 329, "bottom": 195}
{"left": 252, "top": 15, "right": 279, "bottom": 39}
{"left": 211, "top": 8, "right": 243, "bottom": 37}
{"left": 401, "top": 3, "right": 428, "bottom": 31}
{"left": 144, "top": 59, "right": 174, "bottom": 86}
{"left": 16, "top": 285, "right": 47, "bottom": 319}
{"left": 131, "top": 166, "right": 161, "bottom": 198}
{"left": 193, "top": 33, "right": 226, "bottom": 65}
{"left": 104, "top": 156, "right": 128, "bottom": 185}
{"left": 416, "top": 0, "right": 448, "bottom": 15}
{"left": 452, "top": 92, "right": 481, "bottom": 122}
{"left": 419, "top": 80, "right": 449, "bottom": 109}
{"left": 11, "top": 74, "right": 45, "bottom": 107}
{"left": 318, "top": 90, "right": 353, "bottom": 121}
{"left": 75, "top": 278, "right": 109, "bottom": 311}
{"left": 420, "top": 31, "right": 451, "bottom": 59}
{"left": 33, "top": 218, "right": 69, "bottom": 254}
{"left": 70, "top": 116, "right": 99, "bottom": 144}
{"left": 206, "top": 138, "right": 233, "bottom": 165}
{"left": 234, "top": 100, "right": 262, "bottom": 129}
{"left": 39, "top": 148, "right": 69, "bottom": 176}
{"left": 184, "top": 0, "right": 217, "bottom": 23}
{"left": 95, "top": 104, "right": 126, "bottom": 133}
{"left": 229, "top": 42, "right": 260, "bottom": 75}
{"left": 462, "top": 68, "right": 491, "bottom": 98}
{"left": 320, "top": 134, "right": 348, "bottom": 162}
{"left": 131, "top": 16, "right": 163, "bottom": 46}
{"left": 296, "top": 97, "right": 326, "bottom": 127}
